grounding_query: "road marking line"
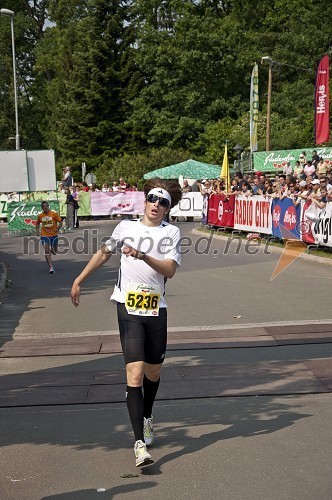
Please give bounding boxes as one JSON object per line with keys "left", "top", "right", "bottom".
{"left": 12, "top": 318, "right": 332, "bottom": 339}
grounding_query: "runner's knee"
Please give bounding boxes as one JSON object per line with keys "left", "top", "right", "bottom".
{"left": 144, "top": 364, "right": 162, "bottom": 382}
{"left": 126, "top": 361, "right": 144, "bottom": 386}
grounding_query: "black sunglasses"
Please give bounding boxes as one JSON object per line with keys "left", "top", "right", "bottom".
{"left": 146, "top": 194, "right": 170, "bottom": 208}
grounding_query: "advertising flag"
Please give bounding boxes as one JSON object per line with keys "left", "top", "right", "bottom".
{"left": 250, "top": 63, "right": 259, "bottom": 152}
{"left": 220, "top": 143, "right": 230, "bottom": 191}
{"left": 315, "top": 55, "right": 330, "bottom": 144}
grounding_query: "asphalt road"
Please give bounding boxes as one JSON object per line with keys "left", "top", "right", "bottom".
{"left": 1, "top": 221, "right": 332, "bottom": 499}
{"left": 0, "top": 221, "right": 332, "bottom": 340}
{"left": 1, "top": 395, "right": 331, "bottom": 500}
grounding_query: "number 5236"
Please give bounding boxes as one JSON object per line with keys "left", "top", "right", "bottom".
{"left": 126, "top": 293, "right": 159, "bottom": 309}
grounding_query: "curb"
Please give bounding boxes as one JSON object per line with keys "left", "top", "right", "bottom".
{"left": 0, "top": 262, "right": 8, "bottom": 294}
{"left": 192, "top": 228, "right": 332, "bottom": 266}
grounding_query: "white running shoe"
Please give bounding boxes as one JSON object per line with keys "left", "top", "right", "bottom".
{"left": 49, "top": 267, "right": 55, "bottom": 274}
{"left": 134, "top": 440, "right": 153, "bottom": 467}
{"left": 144, "top": 417, "right": 154, "bottom": 446}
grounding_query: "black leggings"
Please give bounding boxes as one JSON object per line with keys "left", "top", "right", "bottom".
{"left": 117, "top": 302, "right": 167, "bottom": 365}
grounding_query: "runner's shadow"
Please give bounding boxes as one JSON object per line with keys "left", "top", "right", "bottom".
{"left": 142, "top": 397, "right": 311, "bottom": 475}
{"left": 42, "top": 481, "right": 156, "bottom": 499}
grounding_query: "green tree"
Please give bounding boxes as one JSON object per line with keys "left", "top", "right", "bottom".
{"left": 0, "top": 0, "right": 48, "bottom": 150}
{"left": 128, "top": 2, "right": 244, "bottom": 150}
{"left": 35, "top": 0, "right": 134, "bottom": 177}
{"left": 1, "top": 0, "right": 332, "bottom": 172}
{"left": 96, "top": 146, "right": 191, "bottom": 188}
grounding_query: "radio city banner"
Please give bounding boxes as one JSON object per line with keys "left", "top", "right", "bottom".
{"left": 207, "top": 194, "right": 235, "bottom": 227}
{"left": 234, "top": 196, "right": 272, "bottom": 234}
{"left": 253, "top": 147, "right": 332, "bottom": 172}
{"left": 90, "top": 191, "right": 144, "bottom": 216}
{"left": 271, "top": 198, "right": 301, "bottom": 240}
{"left": 7, "top": 200, "right": 60, "bottom": 232}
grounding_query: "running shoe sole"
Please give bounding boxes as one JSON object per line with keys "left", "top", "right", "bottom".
{"left": 136, "top": 456, "right": 154, "bottom": 467}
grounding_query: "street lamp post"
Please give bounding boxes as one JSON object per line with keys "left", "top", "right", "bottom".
{"left": 1, "top": 8, "right": 20, "bottom": 150}
{"left": 261, "top": 56, "right": 274, "bottom": 152}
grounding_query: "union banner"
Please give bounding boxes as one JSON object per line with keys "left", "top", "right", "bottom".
{"left": 250, "top": 63, "right": 259, "bottom": 152}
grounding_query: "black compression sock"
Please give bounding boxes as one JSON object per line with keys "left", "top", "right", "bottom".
{"left": 126, "top": 385, "right": 144, "bottom": 442}
{"left": 143, "top": 375, "right": 160, "bottom": 419}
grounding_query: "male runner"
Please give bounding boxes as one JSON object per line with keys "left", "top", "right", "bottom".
{"left": 70, "top": 178, "right": 182, "bottom": 467}
{"left": 36, "top": 201, "right": 63, "bottom": 274}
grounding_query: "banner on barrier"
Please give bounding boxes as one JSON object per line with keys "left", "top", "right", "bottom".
{"left": 312, "top": 203, "right": 332, "bottom": 247}
{"left": 56, "top": 192, "right": 91, "bottom": 217}
{"left": 170, "top": 192, "right": 202, "bottom": 218}
{"left": 7, "top": 200, "right": 60, "bottom": 233}
{"left": 201, "top": 194, "right": 209, "bottom": 225}
{"left": 207, "top": 194, "right": 235, "bottom": 227}
{"left": 234, "top": 196, "right": 272, "bottom": 234}
{"left": 271, "top": 198, "right": 301, "bottom": 240}
{"left": 301, "top": 200, "right": 319, "bottom": 245}
{"left": 0, "top": 194, "right": 8, "bottom": 219}
{"left": 2, "top": 191, "right": 192, "bottom": 218}
{"left": 90, "top": 191, "right": 145, "bottom": 216}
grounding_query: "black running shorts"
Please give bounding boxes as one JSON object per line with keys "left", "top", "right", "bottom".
{"left": 117, "top": 302, "right": 167, "bottom": 365}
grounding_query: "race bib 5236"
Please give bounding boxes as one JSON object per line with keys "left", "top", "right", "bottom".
{"left": 125, "top": 283, "right": 161, "bottom": 316}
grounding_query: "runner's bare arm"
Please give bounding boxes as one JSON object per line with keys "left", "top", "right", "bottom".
{"left": 71, "top": 244, "right": 112, "bottom": 307}
{"left": 122, "top": 245, "right": 177, "bottom": 278}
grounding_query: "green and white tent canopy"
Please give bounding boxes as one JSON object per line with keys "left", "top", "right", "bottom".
{"left": 143, "top": 159, "right": 221, "bottom": 180}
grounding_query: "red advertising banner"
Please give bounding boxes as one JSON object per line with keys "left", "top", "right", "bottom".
{"left": 301, "top": 200, "right": 316, "bottom": 245}
{"left": 315, "top": 55, "right": 330, "bottom": 145}
{"left": 207, "top": 194, "right": 235, "bottom": 227}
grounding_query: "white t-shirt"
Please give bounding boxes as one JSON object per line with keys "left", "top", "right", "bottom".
{"left": 105, "top": 219, "right": 181, "bottom": 307}
{"left": 304, "top": 164, "right": 316, "bottom": 176}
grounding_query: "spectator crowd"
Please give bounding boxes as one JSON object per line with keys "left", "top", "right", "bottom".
{"left": 197, "top": 150, "right": 332, "bottom": 210}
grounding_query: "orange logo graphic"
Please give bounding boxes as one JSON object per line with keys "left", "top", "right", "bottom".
{"left": 271, "top": 224, "right": 307, "bottom": 280}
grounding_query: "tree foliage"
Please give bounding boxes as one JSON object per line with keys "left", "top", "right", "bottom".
{"left": 97, "top": 146, "right": 190, "bottom": 188}
{"left": 0, "top": 0, "right": 331, "bottom": 183}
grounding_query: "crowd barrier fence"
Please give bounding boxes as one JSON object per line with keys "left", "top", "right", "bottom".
{"left": 3, "top": 192, "right": 203, "bottom": 233}
{"left": 3, "top": 191, "right": 332, "bottom": 249}
{"left": 207, "top": 194, "right": 332, "bottom": 249}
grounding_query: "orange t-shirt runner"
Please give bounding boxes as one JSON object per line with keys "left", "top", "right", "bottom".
{"left": 37, "top": 211, "right": 62, "bottom": 237}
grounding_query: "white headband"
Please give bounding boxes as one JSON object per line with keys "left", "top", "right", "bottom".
{"left": 147, "top": 188, "right": 172, "bottom": 205}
